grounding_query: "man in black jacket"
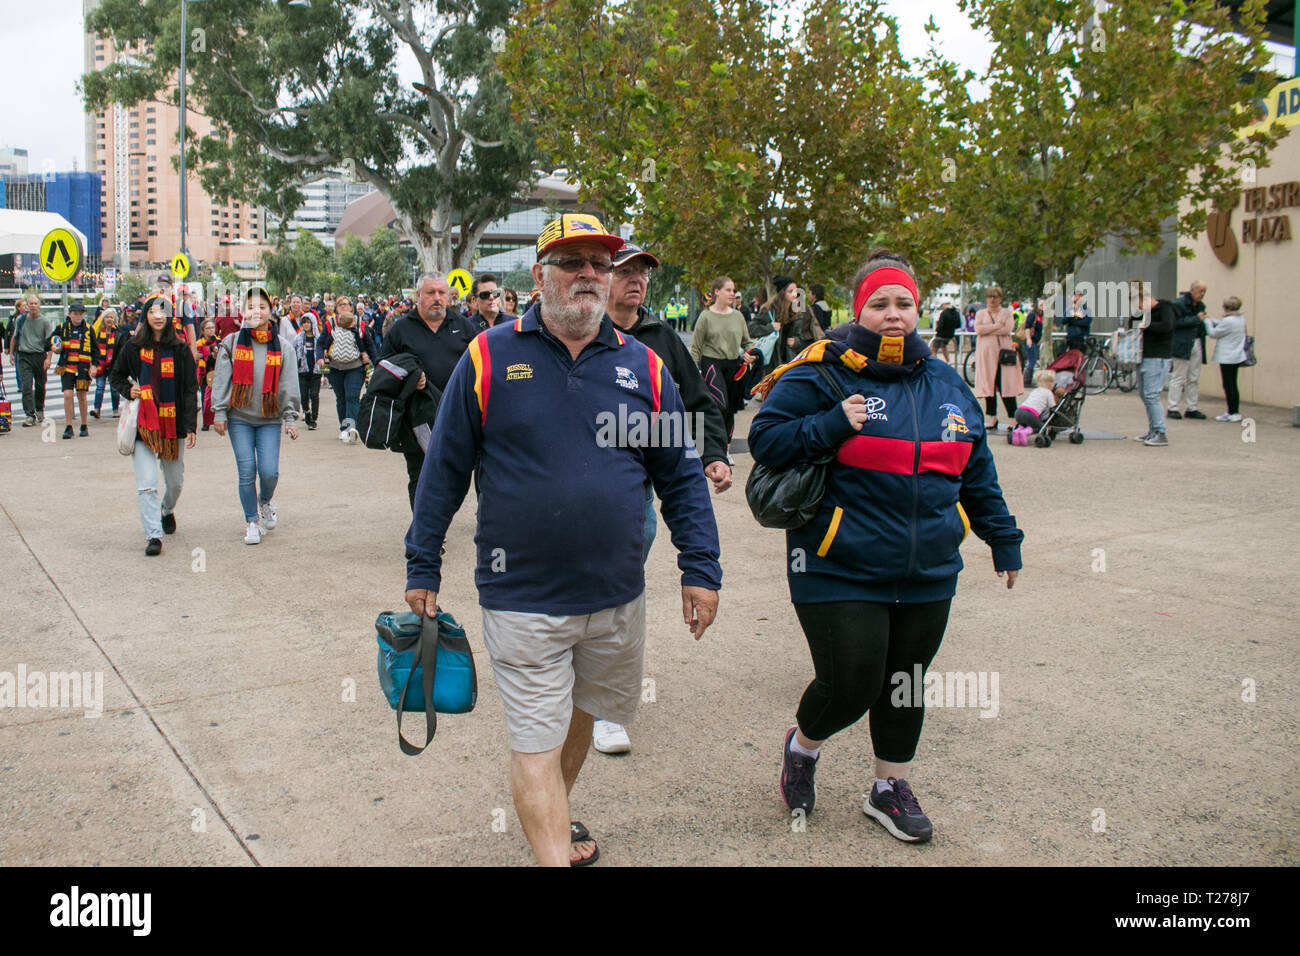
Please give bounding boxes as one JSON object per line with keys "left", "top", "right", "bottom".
{"left": 589, "top": 240, "right": 732, "bottom": 756}
{"left": 1129, "top": 280, "right": 1178, "bottom": 446}
{"left": 378, "top": 274, "right": 480, "bottom": 508}
{"left": 1167, "top": 281, "right": 1208, "bottom": 420}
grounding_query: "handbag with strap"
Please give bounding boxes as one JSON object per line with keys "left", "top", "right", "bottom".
{"left": 1240, "top": 334, "right": 1256, "bottom": 368}
{"left": 746, "top": 364, "right": 847, "bottom": 529}
{"left": 0, "top": 374, "right": 10, "bottom": 433}
{"left": 376, "top": 609, "right": 477, "bottom": 755}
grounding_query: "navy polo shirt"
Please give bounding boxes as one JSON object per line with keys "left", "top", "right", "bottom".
{"left": 406, "top": 307, "right": 722, "bottom": 615}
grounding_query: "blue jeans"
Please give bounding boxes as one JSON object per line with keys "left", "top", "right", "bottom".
{"left": 132, "top": 440, "right": 184, "bottom": 540}
{"left": 1139, "top": 358, "right": 1171, "bottom": 434}
{"left": 642, "top": 481, "right": 657, "bottom": 563}
{"left": 226, "top": 419, "right": 281, "bottom": 522}
{"left": 93, "top": 374, "right": 119, "bottom": 413}
{"left": 1024, "top": 343, "right": 1040, "bottom": 377}
{"left": 329, "top": 366, "right": 365, "bottom": 430}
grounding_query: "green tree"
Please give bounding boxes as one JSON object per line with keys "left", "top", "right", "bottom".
{"left": 262, "top": 229, "right": 337, "bottom": 296}
{"left": 115, "top": 272, "right": 149, "bottom": 304}
{"left": 339, "top": 225, "right": 411, "bottom": 297}
{"left": 925, "top": 0, "right": 1286, "bottom": 355}
{"left": 503, "top": 0, "right": 921, "bottom": 294}
{"left": 81, "top": 0, "right": 540, "bottom": 273}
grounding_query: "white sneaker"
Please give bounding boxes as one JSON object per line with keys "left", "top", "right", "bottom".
{"left": 1216, "top": 413, "right": 1243, "bottom": 422}
{"left": 346, "top": 426, "right": 360, "bottom": 444}
{"left": 258, "top": 501, "right": 277, "bottom": 531}
{"left": 592, "top": 719, "right": 631, "bottom": 754}
{"left": 339, "top": 429, "right": 350, "bottom": 442}
{"left": 244, "top": 522, "right": 262, "bottom": 545}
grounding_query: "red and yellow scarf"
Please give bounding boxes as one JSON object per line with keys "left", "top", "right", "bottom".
{"left": 56, "top": 320, "right": 95, "bottom": 387}
{"left": 138, "top": 345, "right": 179, "bottom": 460}
{"left": 230, "top": 326, "right": 282, "bottom": 417}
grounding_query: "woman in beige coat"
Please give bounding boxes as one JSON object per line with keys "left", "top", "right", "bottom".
{"left": 974, "top": 286, "right": 1023, "bottom": 429}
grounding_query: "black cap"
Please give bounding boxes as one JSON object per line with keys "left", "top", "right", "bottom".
{"left": 68, "top": 301, "right": 86, "bottom": 313}
{"left": 612, "top": 241, "right": 660, "bottom": 269}
{"left": 773, "top": 276, "right": 794, "bottom": 294}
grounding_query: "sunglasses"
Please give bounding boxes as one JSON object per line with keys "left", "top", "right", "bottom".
{"left": 541, "top": 256, "right": 614, "bottom": 275}
{"left": 476, "top": 289, "right": 502, "bottom": 300}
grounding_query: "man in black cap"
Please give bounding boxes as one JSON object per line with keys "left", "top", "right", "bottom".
{"left": 50, "top": 301, "right": 99, "bottom": 438}
{"left": 588, "top": 240, "right": 734, "bottom": 756}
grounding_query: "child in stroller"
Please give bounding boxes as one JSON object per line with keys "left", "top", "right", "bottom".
{"left": 1008, "top": 348, "right": 1086, "bottom": 446}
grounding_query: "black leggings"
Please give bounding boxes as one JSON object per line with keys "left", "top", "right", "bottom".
{"left": 698, "top": 356, "right": 744, "bottom": 440}
{"left": 793, "top": 599, "right": 952, "bottom": 763}
{"left": 1220, "top": 363, "right": 1240, "bottom": 415}
{"left": 985, "top": 396, "right": 1018, "bottom": 418}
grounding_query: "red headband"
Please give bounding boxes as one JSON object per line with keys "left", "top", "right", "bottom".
{"left": 853, "top": 266, "right": 919, "bottom": 320}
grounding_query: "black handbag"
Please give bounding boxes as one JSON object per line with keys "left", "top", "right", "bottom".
{"left": 998, "top": 347, "right": 1019, "bottom": 366}
{"left": 746, "top": 364, "right": 847, "bottom": 529}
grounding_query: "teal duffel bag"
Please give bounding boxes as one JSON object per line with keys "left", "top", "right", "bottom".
{"left": 376, "top": 609, "right": 477, "bottom": 755}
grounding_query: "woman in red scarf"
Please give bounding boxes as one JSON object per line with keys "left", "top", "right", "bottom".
{"left": 211, "top": 286, "right": 301, "bottom": 545}
{"left": 109, "top": 295, "right": 198, "bottom": 556}
{"left": 195, "top": 318, "right": 218, "bottom": 431}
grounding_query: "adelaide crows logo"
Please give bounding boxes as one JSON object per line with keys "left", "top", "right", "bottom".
{"left": 940, "top": 402, "right": 969, "bottom": 436}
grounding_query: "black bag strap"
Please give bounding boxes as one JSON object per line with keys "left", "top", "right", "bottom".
{"left": 392, "top": 614, "right": 439, "bottom": 755}
{"left": 810, "top": 362, "right": 848, "bottom": 403}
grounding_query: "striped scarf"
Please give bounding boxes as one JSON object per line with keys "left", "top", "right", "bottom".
{"left": 138, "top": 345, "right": 179, "bottom": 460}
{"left": 231, "top": 326, "right": 282, "bottom": 417}
{"left": 57, "top": 320, "right": 95, "bottom": 386}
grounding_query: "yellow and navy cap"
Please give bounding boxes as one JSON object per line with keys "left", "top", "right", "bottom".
{"left": 535, "top": 214, "right": 625, "bottom": 260}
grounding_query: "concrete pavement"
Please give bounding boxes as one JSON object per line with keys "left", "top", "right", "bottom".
{"left": 1, "top": 384, "right": 1296, "bottom": 866}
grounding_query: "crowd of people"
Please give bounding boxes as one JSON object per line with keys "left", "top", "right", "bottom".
{"left": 1, "top": 214, "right": 1258, "bottom": 867}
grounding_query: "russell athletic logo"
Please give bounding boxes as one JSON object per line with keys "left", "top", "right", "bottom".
{"left": 50, "top": 887, "right": 151, "bottom": 936}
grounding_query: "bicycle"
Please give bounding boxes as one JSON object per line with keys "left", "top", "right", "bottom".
{"left": 1078, "top": 334, "right": 1138, "bottom": 395}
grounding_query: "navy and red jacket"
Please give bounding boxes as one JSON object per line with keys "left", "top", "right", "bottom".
{"left": 748, "top": 334, "right": 1023, "bottom": 605}
{"left": 405, "top": 306, "right": 723, "bottom": 615}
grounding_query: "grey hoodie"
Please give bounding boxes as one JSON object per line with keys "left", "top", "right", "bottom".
{"left": 211, "top": 331, "right": 302, "bottom": 425}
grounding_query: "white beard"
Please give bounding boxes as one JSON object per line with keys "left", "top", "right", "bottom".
{"left": 541, "top": 274, "right": 607, "bottom": 339}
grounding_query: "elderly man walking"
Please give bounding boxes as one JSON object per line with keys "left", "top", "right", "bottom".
{"left": 1167, "top": 280, "right": 1208, "bottom": 420}
{"left": 404, "top": 215, "right": 722, "bottom": 866}
{"left": 379, "top": 273, "right": 480, "bottom": 509}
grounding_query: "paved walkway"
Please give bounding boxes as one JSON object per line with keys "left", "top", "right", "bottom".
{"left": 1, "top": 387, "right": 1295, "bottom": 865}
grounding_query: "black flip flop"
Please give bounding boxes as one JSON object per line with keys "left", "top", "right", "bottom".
{"left": 570, "top": 821, "right": 599, "bottom": 867}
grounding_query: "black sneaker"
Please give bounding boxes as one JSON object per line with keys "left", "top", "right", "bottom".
{"left": 145, "top": 538, "right": 162, "bottom": 556}
{"left": 779, "top": 727, "right": 817, "bottom": 815}
{"left": 1185, "top": 410, "right": 1207, "bottom": 420}
{"left": 1167, "top": 410, "right": 1182, "bottom": 420}
{"left": 90, "top": 409, "right": 100, "bottom": 419}
{"left": 1144, "top": 432, "right": 1169, "bottom": 446}
{"left": 161, "top": 513, "right": 176, "bottom": 535}
{"left": 864, "top": 778, "right": 932, "bottom": 843}
{"left": 62, "top": 426, "right": 73, "bottom": 440}
{"left": 79, "top": 424, "right": 89, "bottom": 437}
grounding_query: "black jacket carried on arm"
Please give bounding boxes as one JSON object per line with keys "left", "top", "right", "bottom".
{"left": 624, "top": 306, "right": 729, "bottom": 467}
{"left": 109, "top": 336, "right": 199, "bottom": 436}
{"left": 363, "top": 350, "right": 441, "bottom": 453}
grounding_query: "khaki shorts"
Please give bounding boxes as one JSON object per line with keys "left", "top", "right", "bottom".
{"left": 480, "top": 592, "right": 646, "bottom": 753}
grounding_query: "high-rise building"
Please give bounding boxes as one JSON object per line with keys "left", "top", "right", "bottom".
{"left": 84, "top": 0, "right": 270, "bottom": 273}
{"left": 0, "top": 148, "right": 29, "bottom": 177}
{"left": 0, "top": 172, "right": 103, "bottom": 259}
{"left": 268, "top": 176, "right": 376, "bottom": 248}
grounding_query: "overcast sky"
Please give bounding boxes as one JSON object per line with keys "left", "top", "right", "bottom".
{"left": 0, "top": 0, "right": 993, "bottom": 175}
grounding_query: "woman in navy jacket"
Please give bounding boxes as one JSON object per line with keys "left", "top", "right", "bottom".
{"left": 749, "top": 250, "right": 1024, "bottom": 844}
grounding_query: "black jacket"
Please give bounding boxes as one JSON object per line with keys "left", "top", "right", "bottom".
{"left": 623, "top": 306, "right": 729, "bottom": 467}
{"left": 366, "top": 351, "right": 441, "bottom": 453}
{"left": 109, "top": 336, "right": 199, "bottom": 436}
{"left": 1171, "top": 292, "right": 1207, "bottom": 362}
{"left": 936, "top": 307, "right": 962, "bottom": 338}
{"left": 1132, "top": 301, "right": 1177, "bottom": 360}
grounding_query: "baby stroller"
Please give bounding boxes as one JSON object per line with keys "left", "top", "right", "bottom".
{"left": 1032, "top": 348, "right": 1087, "bottom": 447}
